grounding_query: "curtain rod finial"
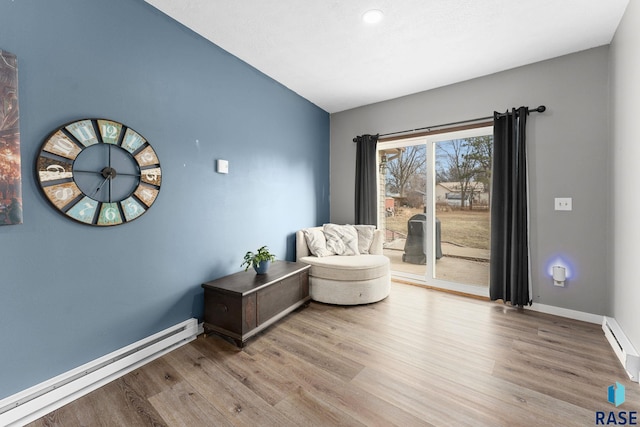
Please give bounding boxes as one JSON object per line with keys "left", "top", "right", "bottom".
{"left": 534, "top": 105, "right": 546, "bottom": 113}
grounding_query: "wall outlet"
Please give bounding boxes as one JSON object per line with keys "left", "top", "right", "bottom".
{"left": 554, "top": 197, "right": 572, "bottom": 211}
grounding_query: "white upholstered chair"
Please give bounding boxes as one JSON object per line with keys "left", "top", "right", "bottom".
{"left": 296, "top": 225, "right": 391, "bottom": 305}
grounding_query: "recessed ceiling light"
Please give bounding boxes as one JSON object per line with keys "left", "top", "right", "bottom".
{"left": 362, "top": 9, "right": 384, "bottom": 24}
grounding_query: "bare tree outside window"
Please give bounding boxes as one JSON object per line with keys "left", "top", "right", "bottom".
{"left": 465, "top": 135, "right": 493, "bottom": 205}
{"left": 437, "top": 139, "right": 477, "bottom": 209}
{"left": 386, "top": 145, "right": 426, "bottom": 206}
{"left": 436, "top": 136, "right": 492, "bottom": 210}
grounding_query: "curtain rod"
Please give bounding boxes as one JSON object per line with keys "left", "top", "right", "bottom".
{"left": 495, "top": 105, "right": 546, "bottom": 119}
{"left": 356, "top": 105, "right": 546, "bottom": 140}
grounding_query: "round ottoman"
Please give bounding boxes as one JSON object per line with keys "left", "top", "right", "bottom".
{"left": 299, "top": 254, "right": 391, "bottom": 305}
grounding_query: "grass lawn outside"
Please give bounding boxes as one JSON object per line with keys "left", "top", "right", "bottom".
{"left": 385, "top": 206, "right": 490, "bottom": 250}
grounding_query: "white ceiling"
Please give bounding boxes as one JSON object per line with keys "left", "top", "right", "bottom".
{"left": 144, "top": 0, "right": 628, "bottom": 113}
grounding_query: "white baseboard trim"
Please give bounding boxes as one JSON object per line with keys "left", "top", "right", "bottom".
{"left": 602, "top": 316, "right": 640, "bottom": 382}
{"left": 529, "top": 303, "right": 603, "bottom": 324}
{"left": 0, "top": 318, "right": 199, "bottom": 427}
{"left": 394, "top": 278, "right": 603, "bottom": 324}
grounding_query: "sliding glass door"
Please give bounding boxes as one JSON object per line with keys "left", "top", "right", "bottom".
{"left": 378, "top": 126, "right": 493, "bottom": 296}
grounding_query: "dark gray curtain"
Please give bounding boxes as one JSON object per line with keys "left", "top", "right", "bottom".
{"left": 354, "top": 133, "right": 379, "bottom": 226}
{"left": 490, "top": 107, "right": 532, "bottom": 306}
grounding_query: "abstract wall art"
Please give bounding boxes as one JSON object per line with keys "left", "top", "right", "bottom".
{"left": 0, "top": 49, "right": 22, "bottom": 225}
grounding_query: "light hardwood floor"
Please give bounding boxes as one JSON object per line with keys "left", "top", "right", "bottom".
{"left": 29, "top": 282, "right": 638, "bottom": 426}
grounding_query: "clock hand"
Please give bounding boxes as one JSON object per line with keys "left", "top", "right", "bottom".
{"left": 93, "top": 175, "right": 111, "bottom": 197}
{"left": 75, "top": 170, "right": 141, "bottom": 177}
{"left": 74, "top": 169, "right": 104, "bottom": 175}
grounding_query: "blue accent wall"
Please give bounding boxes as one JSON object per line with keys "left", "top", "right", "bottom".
{"left": 0, "top": 0, "right": 329, "bottom": 399}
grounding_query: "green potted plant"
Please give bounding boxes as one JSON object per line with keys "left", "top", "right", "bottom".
{"left": 241, "top": 245, "right": 276, "bottom": 274}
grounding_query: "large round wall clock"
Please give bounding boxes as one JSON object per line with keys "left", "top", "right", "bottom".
{"left": 36, "top": 119, "right": 162, "bottom": 226}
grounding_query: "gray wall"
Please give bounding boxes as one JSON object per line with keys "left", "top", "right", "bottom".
{"left": 611, "top": 2, "right": 640, "bottom": 352}
{"left": 0, "top": 0, "right": 329, "bottom": 399}
{"left": 331, "top": 47, "right": 610, "bottom": 315}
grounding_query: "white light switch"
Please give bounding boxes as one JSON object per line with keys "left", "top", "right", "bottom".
{"left": 216, "top": 159, "right": 229, "bottom": 174}
{"left": 554, "top": 197, "right": 572, "bottom": 211}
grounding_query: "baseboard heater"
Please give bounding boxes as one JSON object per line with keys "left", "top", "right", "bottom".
{"left": 0, "top": 318, "right": 199, "bottom": 427}
{"left": 602, "top": 316, "right": 640, "bottom": 383}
